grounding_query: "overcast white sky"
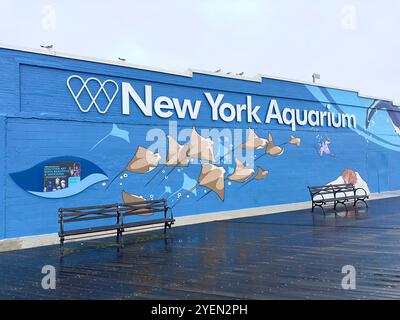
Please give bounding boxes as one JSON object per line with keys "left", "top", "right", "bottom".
{"left": 1, "top": 0, "right": 400, "bottom": 103}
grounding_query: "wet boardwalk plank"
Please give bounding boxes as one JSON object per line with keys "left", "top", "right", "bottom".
{"left": 1, "top": 197, "right": 400, "bottom": 299}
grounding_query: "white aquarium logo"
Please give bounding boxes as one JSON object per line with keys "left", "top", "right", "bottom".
{"left": 67, "top": 75, "right": 119, "bottom": 114}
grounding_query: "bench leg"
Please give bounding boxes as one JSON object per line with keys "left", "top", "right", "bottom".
{"left": 59, "top": 237, "right": 65, "bottom": 256}
{"left": 355, "top": 198, "right": 368, "bottom": 208}
{"left": 311, "top": 202, "right": 326, "bottom": 215}
{"left": 334, "top": 202, "right": 348, "bottom": 216}
{"left": 119, "top": 229, "right": 124, "bottom": 248}
{"left": 312, "top": 204, "right": 325, "bottom": 215}
{"left": 317, "top": 204, "right": 325, "bottom": 216}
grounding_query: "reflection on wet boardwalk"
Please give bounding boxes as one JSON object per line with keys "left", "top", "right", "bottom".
{"left": 1, "top": 197, "right": 400, "bottom": 300}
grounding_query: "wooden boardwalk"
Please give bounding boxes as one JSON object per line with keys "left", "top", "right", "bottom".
{"left": 1, "top": 197, "right": 400, "bottom": 299}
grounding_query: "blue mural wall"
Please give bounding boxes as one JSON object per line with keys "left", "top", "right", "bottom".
{"left": 0, "top": 46, "right": 399, "bottom": 240}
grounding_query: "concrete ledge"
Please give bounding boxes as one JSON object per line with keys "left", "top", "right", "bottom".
{"left": 174, "top": 201, "right": 311, "bottom": 228}
{"left": 1, "top": 190, "right": 399, "bottom": 252}
{"left": 0, "top": 233, "right": 59, "bottom": 252}
{"left": 369, "top": 190, "right": 400, "bottom": 200}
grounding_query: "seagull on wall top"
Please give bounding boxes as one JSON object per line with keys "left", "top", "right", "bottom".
{"left": 40, "top": 44, "right": 53, "bottom": 50}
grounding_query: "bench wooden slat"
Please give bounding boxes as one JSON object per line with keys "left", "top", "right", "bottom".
{"left": 122, "top": 218, "right": 175, "bottom": 229}
{"left": 60, "top": 207, "right": 121, "bottom": 216}
{"left": 60, "top": 213, "right": 118, "bottom": 224}
{"left": 120, "top": 205, "right": 166, "bottom": 212}
{"left": 60, "top": 224, "right": 123, "bottom": 236}
{"left": 120, "top": 200, "right": 166, "bottom": 208}
{"left": 59, "top": 199, "right": 167, "bottom": 212}
{"left": 122, "top": 208, "right": 167, "bottom": 217}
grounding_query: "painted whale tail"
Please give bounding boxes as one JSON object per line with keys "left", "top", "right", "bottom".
{"left": 366, "top": 100, "right": 379, "bottom": 129}
{"left": 366, "top": 100, "right": 400, "bottom": 130}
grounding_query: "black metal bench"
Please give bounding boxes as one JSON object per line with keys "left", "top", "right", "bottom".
{"left": 308, "top": 184, "right": 369, "bottom": 215}
{"left": 58, "top": 199, "right": 174, "bottom": 247}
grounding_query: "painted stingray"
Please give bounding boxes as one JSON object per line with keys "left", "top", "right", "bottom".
{"left": 107, "top": 146, "right": 162, "bottom": 189}
{"left": 187, "top": 127, "right": 215, "bottom": 162}
{"left": 242, "top": 128, "right": 268, "bottom": 150}
{"left": 265, "top": 133, "right": 284, "bottom": 157}
{"left": 122, "top": 191, "right": 153, "bottom": 216}
{"left": 173, "top": 163, "right": 226, "bottom": 206}
{"left": 228, "top": 159, "right": 254, "bottom": 183}
{"left": 157, "top": 127, "right": 215, "bottom": 184}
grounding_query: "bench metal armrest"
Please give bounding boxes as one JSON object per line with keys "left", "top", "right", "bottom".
{"left": 312, "top": 192, "right": 325, "bottom": 203}
{"left": 308, "top": 186, "right": 328, "bottom": 203}
{"left": 166, "top": 206, "right": 174, "bottom": 221}
{"left": 354, "top": 187, "right": 368, "bottom": 198}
